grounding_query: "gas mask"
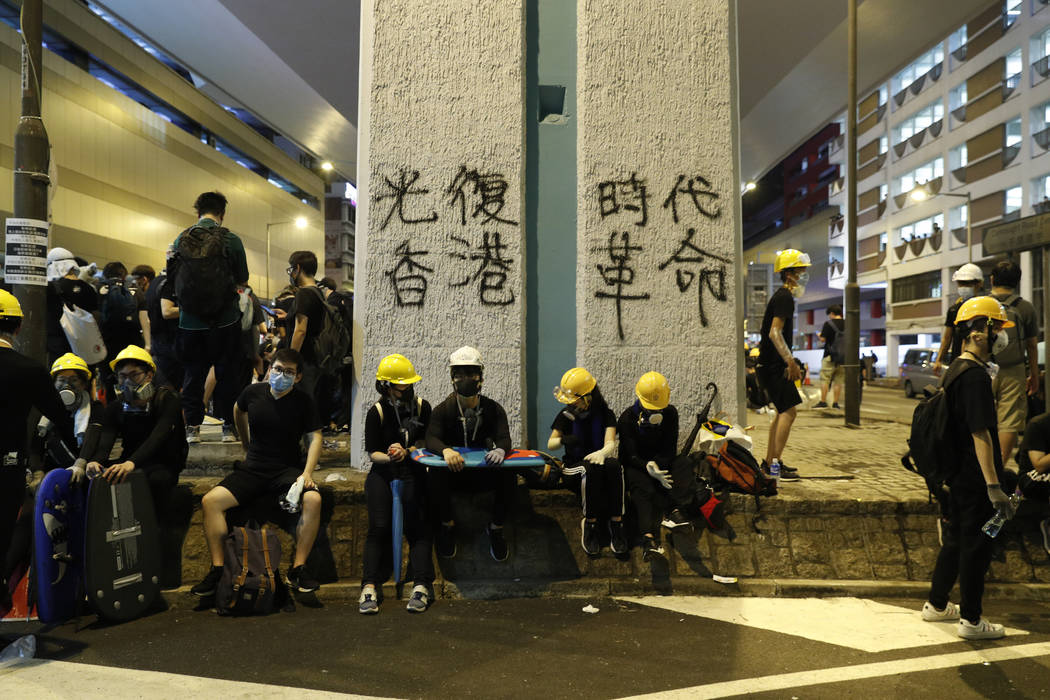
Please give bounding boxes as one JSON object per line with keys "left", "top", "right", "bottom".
{"left": 790, "top": 272, "right": 809, "bottom": 299}
{"left": 55, "top": 379, "right": 83, "bottom": 410}
{"left": 569, "top": 395, "right": 592, "bottom": 420}
{"left": 991, "top": 328, "right": 1009, "bottom": 357}
{"left": 119, "top": 378, "right": 155, "bottom": 406}
{"left": 454, "top": 377, "right": 481, "bottom": 398}
{"left": 391, "top": 386, "right": 415, "bottom": 411}
{"left": 638, "top": 407, "right": 664, "bottom": 430}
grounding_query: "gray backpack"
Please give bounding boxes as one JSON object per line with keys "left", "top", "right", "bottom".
{"left": 992, "top": 294, "right": 1025, "bottom": 367}
{"left": 215, "top": 525, "right": 282, "bottom": 615}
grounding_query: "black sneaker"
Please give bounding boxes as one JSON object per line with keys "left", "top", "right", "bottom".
{"left": 642, "top": 534, "right": 664, "bottom": 562}
{"left": 488, "top": 525, "right": 509, "bottom": 562}
{"left": 609, "top": 520, "right": 628, "bottom": 555}
{"left": 190, "top": 565, "right": 223, "bottom": 596}
{"left": 287, "top": 565, "right": 319, "bottom": 593}
{"left": 778, "top": 462, "right": 801, "bottom": 481}
{"left": 436, "top": 523, "right": 457, "bottom": 558}
{"left": 661, "top": 508, "right": 692, "bottom": 530}
{"left": 832, "top": 402, "right": 841, "bottom": 409}
{"left": 581, "top": 518, "right": 600, "bottom": 556}
{"left": 813, "top": 401, "right": 828, "bottom": 408}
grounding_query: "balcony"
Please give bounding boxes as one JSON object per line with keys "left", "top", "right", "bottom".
{"left": 893, "top": 176, "right": 942, "bottom": 209}
{"left": 1034, "top": 125, "right": 1050, "bottom": 151}
{"left": 892, "top": 63, "right": 943, "bottom": 109}
{"left": 950, "top": 10, "right": 1016, "bottom": 69}
{"left": 1034, "top": 55, "right": 1050, "bottom": 86}
{"left": 892, "top": 119, "right": 943, "bottom": 159}
{"left": 893, "top": 231, "right": 943, "bottom": 263}
{"left": 829, "top": 216, "right": 845, "bottom": 239}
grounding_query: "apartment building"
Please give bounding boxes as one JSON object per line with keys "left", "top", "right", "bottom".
{"left": 826, "top": 0, "right": 1050, "bottom": 375}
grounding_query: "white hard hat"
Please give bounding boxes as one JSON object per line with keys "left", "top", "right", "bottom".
{"left": 952, "top": 263, "right": 983, "bottom": 283}
{"left": 449, "top": 345, "right": 483, "bottom": 369}
{"left": 47, "top": 247, "right": 75, "bottom": 264}
{"left": 46, "top": 247, "right": 79, "bottom": 281}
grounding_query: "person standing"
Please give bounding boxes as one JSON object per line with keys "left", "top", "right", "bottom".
{"left": 171, "top": 191, "right": 250, "bottom": 444}
{"left": 145, "top": 270, "right": 183, "bottom": 390}
{"left": 283, "top": 251, "right": 327, "bottom": 411}
{"left": 45, "top": 247, "right": 99, "bottom": 365}
{"left": 814, "top": 304, "right": 845, "bottom": 409}
{"left": 987, "top": 260, "right": 1039, "bottom": 465}
{"left": 933, "top": 263, "right": 984, "bottom": 376}
{"left": 922, "top": 296, "right": 1015, "bottom": 639}
{"left": 755, "top": 248, "right": 809, "bottom": 480}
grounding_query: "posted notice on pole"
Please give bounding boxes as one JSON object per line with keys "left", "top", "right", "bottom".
{"left": 4, "top": 217, "right": 50, "bottom": 286}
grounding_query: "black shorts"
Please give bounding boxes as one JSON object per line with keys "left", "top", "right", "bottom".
{"left": 218, "top": 463, "right": 316, "bottom": 508}
{"left": 756, "top": 364, "right": 802, "bottom": 413}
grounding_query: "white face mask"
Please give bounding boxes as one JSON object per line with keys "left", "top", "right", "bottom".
{"left": 790, "top": 284, "right": 806, "bottom": 299}
{"left": 991, "top": 329, "right": 1009, "bottom": 357}
{"left": 958, "top": 286, "right": 976, "bottom": 300}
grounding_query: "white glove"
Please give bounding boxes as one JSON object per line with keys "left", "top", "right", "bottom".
{"left": 281, "top": 476, "right": 305, "bottom": 513}
{"left": 67, "top": 459, "right": 86, "bottom": 484}
{"left": 485, "top": 448, "right": 506, "bottom": 466}
{"left": 584, "top": 449, "right": 606, "bottom": 465}
{"left": 646, "top": 461, "right": 673, "bottom": 489}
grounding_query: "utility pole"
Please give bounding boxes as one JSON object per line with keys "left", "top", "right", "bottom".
{"left": 11, "top": 0, "right": 50, "bottom": 358}
{"left": 844, "top": 0, "right": 861, "bottom": 426}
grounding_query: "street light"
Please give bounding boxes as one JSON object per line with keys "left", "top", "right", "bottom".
{"left": 743, "top": 181, "right": 757, "bottom": 194}
{"left": 320, "top": 161, "right": 334, "bottom": 173}
{"left": 909, "top": 182, "right": 972, "bottom": 262}
{"left": 265, "top": 217, "right": 310, "bottom": 298}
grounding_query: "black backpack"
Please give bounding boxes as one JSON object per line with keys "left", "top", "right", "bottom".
{"left": 307, "top": 287, "right": 352, "bottom": 375}
{"left": 100, "top": 278, "right": 137, "bottom": 326}
{"left": 827, "top": 318, "right": 846, "bottom": 365}
{"left": 172, "top": 225, "right": 237, "bottom": 325}
{"left": 903, "top": 358, "right": 980, "bottom": 509}
{"left": 215, "top": 524, "right": 283, "bottom": 616}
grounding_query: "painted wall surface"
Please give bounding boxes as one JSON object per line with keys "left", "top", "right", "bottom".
{"left": 576, "top": 0, "right": 743, "bottom": 427}
{"left": 525, "top": 0, "right": 577, "bottom": 448}
{"left": 0, "top": 23, "right": 323, "bottom": 297}
{"left": 355, "top": 0, "right": 526, "bottom": 461}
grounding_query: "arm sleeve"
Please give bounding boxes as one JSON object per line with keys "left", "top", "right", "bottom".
{"left": 34, "top": 368, "right": 74, "bottom": 444}
{"left": 772, "top": 291, "right": 794, "bottom": 322}
{"left": 228, "top": 233, "right": 250, "bottom": 285}
{"left": 87, "top": 402, "right": 120, "bottom": 462}
{"left": 944, "top": 303, "right": 957, "bottom": 328}
{"left": 77, "top": 402, "right": 104, "bottom": 461}
{"left": 959, "top": 372, "right": 996, "bottom": 435}
{"left": 127, "top": 391, "right": 182, "bottom": 465}
{"left": 656, "top": 407, "right": 680, "bottom": 465}
{"left": 1024, "top": 303, "right": 1039, "bottom": 341}
{"left": 364, "top": 404, "right": 384, "bottom": 453}
{"left": 491, "top": 401, "right": 512, "bottom": 452}
{"left": 415, "top": 401, "right": 433, "bottom": 449}
{"left": 425, "top": 402, "right": 452, "bottom": 453}
{"left": 302, "top": 394, "right": 323, "bottom": 434}
{"left": 617, "top": 411, "right": 644, "bottom": 471}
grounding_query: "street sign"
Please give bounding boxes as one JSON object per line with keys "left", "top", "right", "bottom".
{"left": 983, "top": 211, "right": 1050, "bottom": 256}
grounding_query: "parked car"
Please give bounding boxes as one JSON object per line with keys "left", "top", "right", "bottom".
{"left": 901, "top": 348, "right": 938, "bottom": 398}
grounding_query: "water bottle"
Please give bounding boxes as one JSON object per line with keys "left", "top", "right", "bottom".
{"left": 0, "top": 634, "right": 36, "bottom": 668}
{"left": 768, "top": 459, "right": 781, "bottom": 487}
{"left": 981, "top": 491, "right": 1021, "bottom": 538}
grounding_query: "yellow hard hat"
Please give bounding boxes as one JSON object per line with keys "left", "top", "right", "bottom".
{"left": 749, "top": 347, "right": 760, "bottom": 358}
{"left": 50, "top": 352, "right": 91, "bottom": 378}
{"left": 956, "top": 295, "right": 1015, "bottom": 327}
{"left": 774, "top": 249, "right": 811, "bottom": 273}
{"left": 376, "top": 353, "right": 422, "bottom": 384}
{"left": 554, "top": 367, "right": 596, "bottom": 404}
{"left": 635, "top": 371, "right": 670, "bottom": 410}
{"left": 0, "top": 289, "right": 23, "bottom": 318}
{"left": 109, "top": 344, "right": 157, "bottom": 372}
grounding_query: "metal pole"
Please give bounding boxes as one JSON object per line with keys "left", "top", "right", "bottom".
{"left": 12, "top": 0, "right": 50, "bottom": 359}
{"left": 1044, "top": 245, "right": 1050, "bottom": 415}
{"left": 966, "top": 192, "right": 972, "bottom": 264}
{"left": 844, "top": 0, "right": 861, "bottom": 426}
{"left": 265, "top": 223, "right": 272, "bottom": 300}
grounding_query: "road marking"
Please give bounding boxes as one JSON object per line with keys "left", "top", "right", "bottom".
{"left": 616, "top": 596, "right": 1028, "bottom": 652}
{"left": 0, "top": 659, "right": 393, "bottom": 699}
{"left": 618, "top": 641, "right": 1050, "bottom": 699}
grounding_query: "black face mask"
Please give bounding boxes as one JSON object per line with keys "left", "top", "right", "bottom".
{"left": 393, "top": 387, "right": 415, "bottom": 411}
{"left": 454, "top": 378, "right": 481, "bottom": 397}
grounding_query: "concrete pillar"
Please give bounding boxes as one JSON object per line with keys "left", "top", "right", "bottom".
{"left": 575, "top": 0, "right": 744, "bottom": 426}
{"left": 353, "top": 1, "right": 526, "bottom": 463}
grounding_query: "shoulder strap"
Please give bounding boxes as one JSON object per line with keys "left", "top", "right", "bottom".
{"left": 374, "top": 401, "right": 384, "bottom": 424}
{"left": 235, "top": 526, "right": 250, "bottom": 592}
{"left": 942, "top": 358, "right": 980, "bottom": 390}
{"left": 1003, "top": 294, "right": 1020, "bottom": 307}
{"left": 260, "top": 526, "right": 274, "bottom": 594}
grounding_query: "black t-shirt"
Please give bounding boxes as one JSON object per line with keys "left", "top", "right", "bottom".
{"left": 288, "top": 286, "right": 325, "bottom": 363}
{"left": 820, "top": 318, "right": 844, "bottom": 358}
{"left": 946, "top": 359, "right": 1003, "bottom": 489}
{"left": 551, "top": 406, "right": 616, "bottom": 462}
{"left": 364, "top": 396, "right": 433, "bottom": 455}
{"left": 0, "top": 347, "right": 73, "bottom": 453}
{"left": 147, "top": 275, "right": 180, "bottom": 348}
{"left": 1019, "top": 413, "right": 1050, "bottom": 472}
{"left": 617, "top": 404, "right": 679, "bottom": 471}
{"left": 426, "top": 394, "right": 512, "bottom": 452}
{"left": 758, "top": 287, "right": 794, "bottom": 369}
{"left": 944, "top": 298, "right": 964, "bottom": 362}
{"left": 46, "top": 278, "right": 99, "bottom": 358}
{"left": 85, "top": 387, "right": 186, "bottom": 471}
{"left": 237, "top": 382, "right": 322, "bottom": 471}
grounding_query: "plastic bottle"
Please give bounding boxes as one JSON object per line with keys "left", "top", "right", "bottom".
{"left": 769, "top": 459, "right": 781, "bottom": 487}
{"left": 981, "top": 491, "right": 1021, "bottom": 538}
{"left": 0, "top": 634, "right": 36, "bottom": 668}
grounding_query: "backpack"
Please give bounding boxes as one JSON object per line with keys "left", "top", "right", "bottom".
{"left": 307, "top": 287, "right": 352, "bottom": 375}
{"left": 215, "top": 524, "right": 282, "bottom": 616}
{"left": 172, "top": 225, "right": 237, "bottom": 325}
{"left": 99, "top": 278, "right": 137, "bottom": 326}
{"left": 705, "top": 440, "right": 778, "bottom": 497}
{"left": 827, "top": 318, "right": 846, "bottom": 366}
{"left": 991, "top": 294, "right": 1025, "bottom": 367}
{"left": 903, "top": 358, "right": 980, "bottom": 511}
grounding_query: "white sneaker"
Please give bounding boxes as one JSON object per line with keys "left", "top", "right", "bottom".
{"left": 406, "top": 584, "right": 429, "bottom": 613}
{"left": 957, "top": 617, "right": 1005, "bottom": 640}
{"left": 921, "top": 600, "right": 960, "bottom": 621}
{"left": 358, "top": 586, "right": 379, "bottom": 615}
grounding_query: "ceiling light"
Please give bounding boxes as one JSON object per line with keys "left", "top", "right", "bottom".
{"left": 320, "top": 161, "right": 334, "bottom": 172}
{"left": 295, "top": 217, "right": 308, "bottom": 229}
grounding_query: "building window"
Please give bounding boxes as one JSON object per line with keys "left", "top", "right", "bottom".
{"left": 896, "top": 157, "right": 945, "bottom": 195}
{"left": 893, "top": 270, "right": 943, "bottom": 303}
{"left": 892, "top": 46, "right": 945, "bottom": 94}
{"left": 897, "top": 213, "right": 945, "bottom": 244}
{"left": 950, "top": 143, "right": 968, "bottom": 169}
{"left": 950, "top": 83, "right": 968, "bottom": 110}
{"left": 949, "top": 25, "right": 967, "bottom": 53}
{"left": 1007, "top": 116, "right": 1023, "bottom": 147}
{"left": 950, "top": 203, "right": 969, "bottom": 230}
{"left": 878, "top": 232, "right": 888, "bottom": 252}
{"left": 880, "top": 135, "right": 888, "bottom": 153}
{"left": 1034, "top": 174, "right": 1050, "bottom": 202}
{"left": 880, "top": 183, "right": 888, "bottom": 201}
{"left": 1036, "top": 26, "right": 1050, "bottom": 62}
{"left": 893, "top": 100, "right": 945, "bottom": 142}
{"left": 1006, "top": 47, "right": 1023, "bottom": 88}
{"left": 1006, "top": 185, "right": 1023, "bottom": 214}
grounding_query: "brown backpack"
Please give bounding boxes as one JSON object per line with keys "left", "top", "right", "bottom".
{"left": 215, "top": 525, "right": 282, "bottom": 615}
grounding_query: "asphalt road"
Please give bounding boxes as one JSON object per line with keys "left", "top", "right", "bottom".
{"left": 4, "top": 593, "right": 1050, "bottom": 699}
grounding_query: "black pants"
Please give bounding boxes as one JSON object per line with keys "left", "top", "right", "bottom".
{"left": 153, "top": 340, "right": 184, "bottom": 392}
{"left": 571, "top": 457, "right": 624, "bottom": 519}
{"left": 177, "top": 323, "right": 242, "bottom": 427}
{"left": 624, "top": 456, "right": 696, "bottom": 535}
{"left": 0, "top": 467, "right": 27, "bottom": 581}
{"left": 428, "top": 467, "right": 516, "bottom": 527}
{"left": 928, "top": 481, "right": 996, "bottom": 624}
{"left": 363, "top": 463, "right": 433, "bottom": 587}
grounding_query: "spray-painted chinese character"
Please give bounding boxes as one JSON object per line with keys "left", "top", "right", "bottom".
{"left": 597, "top": 173, "right": 649, "bottom": 227}
{"left": 385, "top": 239, "right": 434, "bottom": 307}
{"left": 595, "top": 231, "right": 651, "bottom": 340}
{"left": 662, "top": 174, "right": 721, "bottom": 223}
{"left": 449, "top": 231, "right": 516, "bottom": 306}
{"left": 658, "top": 227, "right": 728, "bottom": 326}
{"left": 374, "top": 168, "right": 439, "bottom": 230}
{"left": 447, "top": 166, "right": 518, "bottom": 226}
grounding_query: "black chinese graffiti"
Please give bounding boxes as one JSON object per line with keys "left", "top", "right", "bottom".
{"left": 597, "top": 172, "right": 649, "bottom": 227}
{"left": 375, "top": 168, "right": 439, "bottom": 230}
{"left": 449, "top": 231, "right": 516, "bottom": 306}
{"left": 385, "top": 239, "right": 434, "bottom": 307}
{"left": 448, "top": 166, "right": 518, "bottom": 226}
{"left": 662, "top": 174, "right": 721, "bottom": 223}
{"left": 594, "top": 231, "right": 651, "bottom": 341}
{"left": 658, "top": 228, "right": 728, "bottom": 327}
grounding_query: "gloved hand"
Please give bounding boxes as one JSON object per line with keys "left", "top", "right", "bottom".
{"left": 485, "top": 448, "right": 506, "bottom": 466}
{"left": 584, "top": 450, "right": 606, "bottom": 465}
{"left": 646, "top": 461, "right": 673, "bottom": 489}
{"left": 67, "top": 460, "right": 86, "bottom": 484}
{"left": 987, "top": 484, "right": 1016, "bottom": 520}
